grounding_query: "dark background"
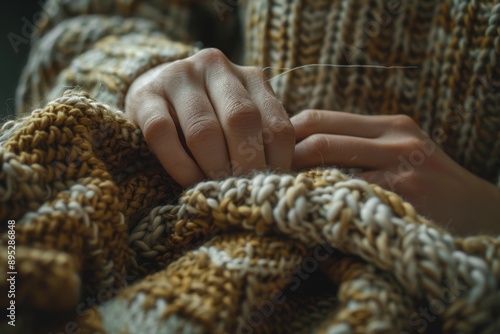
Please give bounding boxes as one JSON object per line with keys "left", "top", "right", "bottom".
{"left": 1, "top": 0, "right": 41, "bottom": 120}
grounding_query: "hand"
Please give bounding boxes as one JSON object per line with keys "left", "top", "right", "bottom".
{"left": 125, "top": 48, "right": 295, "bottom": 187}
{"left": 291, "top": 109, "right": 500, "bottom": 235}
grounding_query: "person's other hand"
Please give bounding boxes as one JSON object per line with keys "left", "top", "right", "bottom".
{"left": 291, "top": 109, "right": 500, "bottom": 235}
{"left": 125, "top": 48, "right": 294, "bottom": 187}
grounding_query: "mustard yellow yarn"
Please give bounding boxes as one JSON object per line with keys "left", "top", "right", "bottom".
{"left": 1, "top": 91, "right": 499, "bottom": 333}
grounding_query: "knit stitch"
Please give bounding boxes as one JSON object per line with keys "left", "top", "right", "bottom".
{"left": 2, "top": 0, "right": 500, "bottom": 333}
{"left": 1, "top": 90, "right": 499, "bottom": 333}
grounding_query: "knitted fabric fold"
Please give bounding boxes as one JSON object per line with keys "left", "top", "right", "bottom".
{"left": 1, "top": 90, "right": 499, "bottom": 333}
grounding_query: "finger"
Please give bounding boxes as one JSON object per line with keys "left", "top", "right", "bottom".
{"left": 291, "top": 109, "right": 393, "bottom": 142}
{"left": 130, "top": 93, "right": 205, "bottom": 187}
{"left": 162, "top": 67, "right": 231, "bottom": 179}
{"left": 236, "top": 65, "right": 295, "bottom": 172}
{"left": 292, "top": 134, "right": 391, "bottom": 170}
{"left": 204, "top": 61, "right": 267, "bottom": 175}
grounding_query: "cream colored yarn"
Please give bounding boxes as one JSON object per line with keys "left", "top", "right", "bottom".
{"left": 3, "top": 0, "right": 500, "bottom": 332}
{"left": 0, "top": 90, "right": 499, "bottom": 333}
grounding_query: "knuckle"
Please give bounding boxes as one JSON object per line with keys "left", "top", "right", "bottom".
{"left": 390, "top": 114, "right": 416, "bottom": 131}
{"left": 225, "top": 100, "right": 261, "bottom": 127}
{"left": 127, "top": 86, "right": 149, "bottom": 113}
{"left": 129, "top": 69, "right": 159, "bottom": 96}
{"left": 259, "top": 95, "right": 279, "bottom": 111}
{"left": 163, "top": 60, "right": 195, "bottom": 79}
{"left": 195, "top": 48, "right": 228, "bottom": 65}
{"left": 141, "top": 115, "right": 171, "bottom": 144}
{"left": 164, "top": 60, "right": 187, "bottom": 73}
{"left": 126, "top": 84, "right": 161, "bottom": 120}
{"left": 386, "top": 136, "right": 422, "bottom": 156}
{"left": 308, "top": 134, "right": 330, "bottom": 152}
{"left": 243, "top": 66, "right": 268, "bottom": 91}
{"left": 300, "top": 109, "right": 322, "bottom": 127}
{"left": 185, "top": 94, "right": 208, "bottom": 113}
{"left": 131, "top": 62, "right": 195, "bottom": 102}
{"left": 402, "top": 137, "right": 425, "bottom": 155}
{"left": 185, "top": 117, "right": 220, "bottom": 146}
{"left": 268, "top": 118, "right": 295, "bottom": 142}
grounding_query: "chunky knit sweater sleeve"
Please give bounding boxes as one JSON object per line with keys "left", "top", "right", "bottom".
{"left": 15, "top": 0, "right": 237, "bottom": 114}
{"left": 2, "top": 1, "right": 500, "bottom": 334}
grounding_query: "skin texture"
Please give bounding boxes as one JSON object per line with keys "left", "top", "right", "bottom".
{"left": 126, "top": 48, "right": 295, "bottom": 187}
{"left": 291, "top": 109, "right": 500, "bottom": 236}
{"left": 126, "top": 48, "right": 500, "bottom": 236}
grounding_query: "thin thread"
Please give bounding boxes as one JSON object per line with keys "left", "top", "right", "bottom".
{"left": 263, "top": 64, "right": 418, "bottom": 83}
{"left": 318, "top": 151, "right": 325, "bottom": 167}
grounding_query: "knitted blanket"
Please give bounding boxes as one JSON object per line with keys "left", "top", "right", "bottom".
{"left": 1, "top": 90, "right": 499, "bottom": 333}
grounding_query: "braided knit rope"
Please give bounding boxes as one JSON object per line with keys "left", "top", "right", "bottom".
{"left": 1, "top": 90, "right": 499, "bottom": 333}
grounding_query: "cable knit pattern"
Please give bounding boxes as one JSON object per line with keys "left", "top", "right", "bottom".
{"left": 1, "top": 0, "right": 500, "bottom": 333}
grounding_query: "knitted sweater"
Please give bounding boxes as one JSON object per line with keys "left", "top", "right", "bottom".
{"left": 1, "top": 0, "right": 500, "bottom": 333}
